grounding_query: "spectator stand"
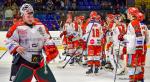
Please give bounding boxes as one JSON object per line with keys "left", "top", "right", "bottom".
{"left": 34, "top": 12, "right": 61, "bottom": 31}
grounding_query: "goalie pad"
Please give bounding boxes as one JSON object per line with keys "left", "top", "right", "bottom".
{"left": 34, "top": 64, "right": 56, "bottom": 82}
{"left": 13, "top": 64, "right": 33, "bottom": 82}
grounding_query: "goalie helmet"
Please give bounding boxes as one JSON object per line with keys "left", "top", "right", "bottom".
{"left": 20, "top": 3, "right": 34, "bottom": 16}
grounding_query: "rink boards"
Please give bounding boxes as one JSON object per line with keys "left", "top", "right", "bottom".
{"left": 1, "top": 31, "right": 150, "bottom": 67}
{"left": 1, "top": 31, "right": 150, "bottom": 50}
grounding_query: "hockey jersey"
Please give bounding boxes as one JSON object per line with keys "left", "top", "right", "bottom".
{"left": 82, "top": 20, "right": 103, "bottom": 45}
{"left": 5, "top": 20, "right": 58, "bottom": 63}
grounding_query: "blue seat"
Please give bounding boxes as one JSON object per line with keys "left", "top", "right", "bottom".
{"left": 5, "top": 20, "right": 13, "bottom": 28}
{"left": 0, "top": 20, "right": 2, "bottom": 27}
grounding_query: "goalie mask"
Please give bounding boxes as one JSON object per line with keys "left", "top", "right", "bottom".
{"left": 20, "top": 3, "right": 34, "bottom": 16}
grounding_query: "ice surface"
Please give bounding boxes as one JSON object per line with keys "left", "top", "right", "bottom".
{"left": 0, "top": 50, "right": 150, "bottom": 82}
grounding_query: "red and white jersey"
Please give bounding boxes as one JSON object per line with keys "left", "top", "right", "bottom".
{"left": 83, "top": 20, "right": 103, "bottom": 45}
{"left": 76, "top": 23, "right": 83, "bottom": 37}
{"left": 124, "top": 20, "right": 145, "bottom": 54}
{"left": 140, "top": 23, "right": 149, "bottom": 44}
{"left": 63, "top": 22, "right": 74, "bottom": 36}
{"left": 105, "top": 22, "right": 115, "bottom": 44}
{"left": 5, "top": 19, "right": 55, "bottom": 62}
{"left": 112, "top": 23, "right": 126, "bottom": 46}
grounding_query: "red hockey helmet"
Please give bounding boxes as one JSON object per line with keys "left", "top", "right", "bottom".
{"left": 127, "top": 7, "right": 139, "bottom": 16}
{"left": 106, "top": 14, "right": 114, "bottom": 21}
{"left": 79, "top": 16, "right": 85, "bottom": 20}
{"left": 135, "top": 12, "right": 145, "bottom": 21}
{"left": 90, "top": 11, "right": 97, "bottom": 18}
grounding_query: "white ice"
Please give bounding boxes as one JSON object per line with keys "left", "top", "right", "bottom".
{"left": 0, "top": 49, "right": 150, "bottom": 82}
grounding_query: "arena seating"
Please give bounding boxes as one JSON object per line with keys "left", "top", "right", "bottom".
{"left": 34, "top": 12, "right": 60, "bottom": 31}
{"left": 77, "top": 0, "right": 101, "bottom": 10}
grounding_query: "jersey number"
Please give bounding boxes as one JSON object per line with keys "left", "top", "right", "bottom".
{"left": 92, "top": 29, "right": 100, "bottom": 37}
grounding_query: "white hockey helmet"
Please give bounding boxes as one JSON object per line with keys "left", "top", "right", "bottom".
{"left": 20, "top": 3, "right": 34, "bottom": 16}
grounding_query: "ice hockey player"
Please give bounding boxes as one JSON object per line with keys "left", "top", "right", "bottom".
{"left": 103, "top": 13, "right": 115, "bottom": 70}
{"left": 118, "top": 7, "right": 149, "bottom": 81}
{"left": 82, "top": 11, "right": 103, "bottom": 75}
{"left": 60, "top": 13, "right": 75, "bottom": 63}
{"left": 60, "top": 13, "right": 72, "bottom": 56}
{"left": 68, "top": 16, "right": 81, "bottom": 65}
{"left": 111, "top": 14, "right": 126, "bottom": 74}
{"left": 136, "top": 12, "right": 149, "bottom": 82}
{"left": 5, "top": 3, "right": 58, "bottom": 82}
{"left": 73, "top": 16, "right": 86, "bottom": 65}
{"left": 78, "top": 16, "right": 89, "bottom": 66}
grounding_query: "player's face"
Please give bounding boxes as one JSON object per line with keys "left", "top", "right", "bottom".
{"left": 68, "top": 19, "right": 72, "bottom": 23}
{"left": 114, "top": 17, "right": 121, "bottom": 24}
{"left": 23, "top": 12, "right": 34, "bottom": 25}
{"left": 106, "top": 17, "right": 111, "bottom": 23}
{"left": 127, "top": 13, "right": 132, "bottom": 20}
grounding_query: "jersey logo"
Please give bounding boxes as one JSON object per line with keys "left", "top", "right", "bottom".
{"left": 32, "top": 43, "right": 38, "bottom": 47}
{"left": 32, "top": 55, "right": 41, "bottom": 63}
{"left": 18, "top": 29, "right": 27, "bottom": 35}
{"left": 90, "top": 39, "right": 94, "bottom": 44}
{"left": 38, "top": 27, "right": 45, "bottom": 36}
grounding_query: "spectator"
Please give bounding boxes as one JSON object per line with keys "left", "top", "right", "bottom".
{"left": 46, "top": 0, "right": 54, "bottom": 11}
{"left": 72, "top": 0, "right": 76, "bottom": 10}
{"left": 141, "top": 0, "right": 146, "bottom": 12}
{"left": 0, "top": 2, "right": 4, "bottom": 20}
{"left": 15, "top": 0, "right": 26, "bottom": 6}
{"left": 60, "top": 0, "right": 65, "bottom": 9}
{"left": 55, "top": 0, "right": 61, "bottom": 10}
{"left": 114, "top": 3, "right": 120, "bottom": 13}
{"left": 4, "top": 8, "right": 13, "bottom": 20}
{"left": 3, "top": 0, "right": 18, "bottom": 19}
{"left": 11, "top": 0, "right": 19, "bottom": 16}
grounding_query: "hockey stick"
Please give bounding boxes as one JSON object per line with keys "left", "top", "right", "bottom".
{"left": 114, "top": 41, "right": 121, "bottom": 82}
{"left": 0, "top": 50, "right": 7, "bottom": 60}
{"left": 78, "top": 21, "right": 96, "bottom": 66}
{"left": 57, "top": 47, "right": 80, "bottom": 68}
{"left": 42, "top": 49, "right": 48, "bottom": 74}
{"left": 58, "top": 21, "right": 95, "bottom": 69}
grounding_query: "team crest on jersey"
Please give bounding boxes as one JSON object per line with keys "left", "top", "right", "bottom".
{"left": 38, "top": 27, "right": 45, "bottom": 36}
{"left": 32, "top": 43, "right": 38, "bottom": 47}
{"left": 18, "top": 29, "right": 27, "bottom": 35}
{"left": 32, "top": 55, "right": 41, "bottom": 63}
{"left": 90, "top": 39, "right": 94, "bottom": 44}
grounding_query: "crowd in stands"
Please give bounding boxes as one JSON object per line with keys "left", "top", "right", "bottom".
{"left": 0, "top": 0, "right": 149, "bottom": 31}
